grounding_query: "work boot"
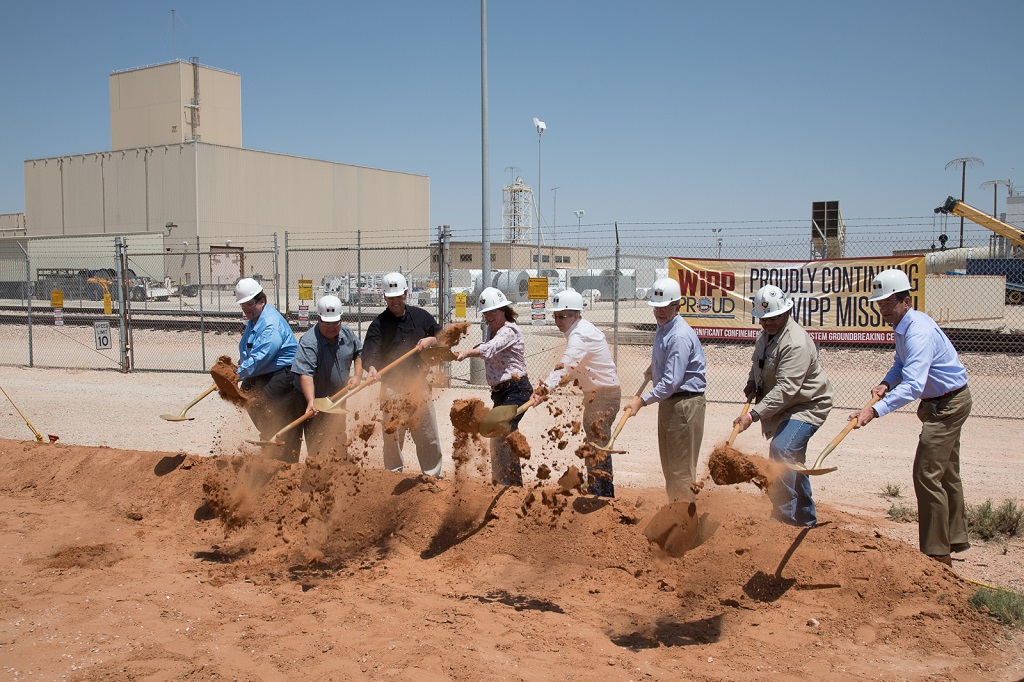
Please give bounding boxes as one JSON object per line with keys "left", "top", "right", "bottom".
{"left": 928, "top": 554, "right": 952, "bottom": 566}
{"left": 950, "top": 542, "right": 971, "bottom": 553}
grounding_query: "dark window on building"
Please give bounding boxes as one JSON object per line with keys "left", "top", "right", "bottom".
{"left": 460, "top": 254, "right": 473, "bottom": 263}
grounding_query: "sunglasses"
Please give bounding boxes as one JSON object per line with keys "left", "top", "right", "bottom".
{"left": 553, "top": 313, "right": 574, "bottom": 320}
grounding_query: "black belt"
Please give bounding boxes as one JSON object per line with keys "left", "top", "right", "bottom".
{"left": 921, "top": 385, "right": 968, "bottom": 403}
{"left": 491, "top": 376, "right": 528, "bottom": 393}
{"left": 669, "top": 390, "right": 704, "bottom": 400}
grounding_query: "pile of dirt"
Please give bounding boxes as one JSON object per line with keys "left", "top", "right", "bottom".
{"left": 0, "top": 438, "right": 1019, "bottom": 679}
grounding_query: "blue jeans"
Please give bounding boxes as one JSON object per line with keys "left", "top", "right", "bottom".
{"left": 490, "top": 376, "right": 533, "bottom": 486}
{"left": 768, "top": 419, "right": 818, "bottom": 527}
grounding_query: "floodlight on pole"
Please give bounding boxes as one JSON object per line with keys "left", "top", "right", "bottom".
{"left": 573, "top": 209, "right": 585, "bottom": 252}
{"left": 979, "top": 179, "right": 1010, "bottom": 218}
{"left": 945, "top": 156, "right": 984, "bottom": 247}
{"left": 533, "top": 117, "right": 546, "bottom": 273}
{"left": 711, "top": 228, "right": 723, "bottom": 258}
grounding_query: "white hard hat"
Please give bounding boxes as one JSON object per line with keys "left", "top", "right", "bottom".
{"left": 648, "top": 277, "right": 682, "bottom": 307}
{"left": 382, "top": 272, "right": 408, "bottom": 298}
{"left": 752, "top": 285, "right": 794, "bottom": 319}
{"left": 868, "top": 269, "right": 912, "bottom": 302}
{"left": 317, "top": 295, "right": 342, "bottom": 322}
{"left": 478, "top": 287, "right": 510, "bottom": 313}
{"left": 551, "top": 288, "right": 584, "bottom": 312}
{"left": 235, "top": 277, "right": 263, "bottom": 304}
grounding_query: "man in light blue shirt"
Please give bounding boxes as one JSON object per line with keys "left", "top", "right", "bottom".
{"left": 235, "top": 277, "right": 304, "bottom": 461}
{"left": 850, "top": 269, "right": 971, "bottom": 566}
{"left": 627, "top": 277, "right": 707, "bottom": 502}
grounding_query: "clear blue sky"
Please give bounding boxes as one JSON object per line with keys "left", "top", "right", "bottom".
{"left": 2, "top": 1, "right": 1021, "bottom": 248}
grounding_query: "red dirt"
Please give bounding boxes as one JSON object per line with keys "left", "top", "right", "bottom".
{"left": 437, "top": 321, "right": 472, "bottom": 347}
{"left": 0, "top": 436, "right": 1020, "bottom": 679}
{"left": 210, "top": 355, "right": 247, "bottom": 406}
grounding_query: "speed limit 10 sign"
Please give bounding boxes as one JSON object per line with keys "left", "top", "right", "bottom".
{"left": 94, "top": 321, "right": 113, "bottom": 351}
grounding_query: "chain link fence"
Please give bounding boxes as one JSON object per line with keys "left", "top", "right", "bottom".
{"left": 1, "top": 220, "right": 1021, "bottom": 419}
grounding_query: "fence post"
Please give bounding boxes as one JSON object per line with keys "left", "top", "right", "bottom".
{"left": 284, "top": 231, "right": 290, "bottom": 319}
{"left": 357, "top": 229, "right": 362, "bottom": 338}
{"left": 114, "top": 237, "right": 130, "bottom": 372}
{"left": 18, "top": 242, "right": 33, "bottom": 367}
{"left": 613, "top": 222, "right": 620, "bottom": 367}
{"left": 273, "top": 232, "right": 280, "bottom": 309}
{"left": 197, "top": 236, "right": 206, "bottom": 370}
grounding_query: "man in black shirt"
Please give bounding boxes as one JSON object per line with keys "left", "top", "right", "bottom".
{"left": 362, "top": 272, "right": 443, "bottom": 477}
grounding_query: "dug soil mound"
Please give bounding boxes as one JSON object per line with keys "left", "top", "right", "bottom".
{"left": 0, "top": 438, "right": 1020, "bottom": 680}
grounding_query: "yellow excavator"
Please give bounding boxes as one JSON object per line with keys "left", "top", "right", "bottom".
{"left": 935, "top": 197, "right": 1024, "bottom": 304}
{"left": 934, "top": 196, "right": 1024, "bottom": 249}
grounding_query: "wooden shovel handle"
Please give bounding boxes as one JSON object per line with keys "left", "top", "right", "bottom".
{"left": 185, "top": 385, "right": 218, "bottom": 411}
{"left": 265, "top": 410, "right": 316, "bottom": 444}
{"left": 600, "top": 378, "right": 651, "bottom": 450}
{"left": 727, "top": 401, "right": 752, "bottom": 447}
{"left": 810, "top": 395, "right": 880, "bottom": 469}
{"left": 331, "top": 346, "right": 422, "bottom": 406}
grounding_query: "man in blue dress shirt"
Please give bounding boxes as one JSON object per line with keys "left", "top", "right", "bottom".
{"left": 850, "top": 269, "right": 971, "bottom": 566}
{"left": 627, "top": 277, "right": 707, "bottom": 502}
{"left": 235, "top": 277, "right": 305, "bottom": 461}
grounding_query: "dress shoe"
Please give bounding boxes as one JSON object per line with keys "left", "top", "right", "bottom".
{"left": 928, "top": 554, "right": 952, "bottom": 566}
{"left": 950, "top": 542, "right": 971, "bottom": 553}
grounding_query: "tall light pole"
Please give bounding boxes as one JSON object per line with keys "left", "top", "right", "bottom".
{"left": 573, "top": 209, "right": 585, "bottom": 255}
{"left": 945, "top": 157, "right": 984, "bottom": 247}
{"left": 533, "top": 117, "right": 546, "bottom": 272}
{"left": 550, "top": 186, "right": 560, "bottom": 267}
{"left": 979, "top": 179, "right": 1010, "bottom": 217}
{"left": 711, "top": 227, "right": 722, "bottom": 258}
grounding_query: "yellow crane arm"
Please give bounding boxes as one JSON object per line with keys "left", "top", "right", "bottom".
{"left": 935, "top": 196, "right": 1024, "bottom": 248}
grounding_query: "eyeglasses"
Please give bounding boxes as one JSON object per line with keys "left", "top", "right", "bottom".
{"left": 553, "top": 313, "right": 574, "bottom": 321}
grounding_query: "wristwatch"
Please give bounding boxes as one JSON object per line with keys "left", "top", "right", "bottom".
{"left": 749, "top": 410, "right": 760, "bottom": 423}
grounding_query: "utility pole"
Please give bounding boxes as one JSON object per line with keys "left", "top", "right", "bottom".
{"left": 945, "top": 157, "right": 983, "bottom": 247}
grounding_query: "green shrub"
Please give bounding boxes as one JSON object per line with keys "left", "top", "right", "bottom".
{"left": 879, "top": 482, "right": 902, "bottom": 499}
{"left": 966, "top": 499, "right": 1023, "bottom": 541}
{"left": 887, "top": 501, "right": 918, "bottom": 523}
{"left": 970, "top": 587, "right": 1024, "bottom": 630}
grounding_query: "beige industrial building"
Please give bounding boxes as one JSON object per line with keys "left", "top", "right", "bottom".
{"left": 15, "top": 59, "right": 430, "bottom": 286}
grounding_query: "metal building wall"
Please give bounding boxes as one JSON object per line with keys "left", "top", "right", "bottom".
{"left": 25, "top": 143, "right": 429, "bottom": 263}
{"left": 110, "top": 61, "right": 242, "bottom": 149}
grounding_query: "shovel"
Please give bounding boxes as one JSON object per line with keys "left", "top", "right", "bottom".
{"left": 420, "top": 345, "right": 457, "bottom": 365}
{"left": 248, "top": 375, "right": 364, "bottom": 447}
{"left": 479, "top": 396, "right": 537, "bottom": 438}
{"left": 160, "top": 385, "right": 217, "bottom": 422}
{"left": 593, "top": 378, "right": 652, "bottom": 453}
{"left": 310, "top": 345, "right": 421, "bottom": 414}
{"left": 726, "top": 400, "right": 753, "bottom": 447}
{"left": 0, "top": 382, "right": 51, "bottom": 443}
{"left": 787, "top": 395, "right": 880, "bottom": 476}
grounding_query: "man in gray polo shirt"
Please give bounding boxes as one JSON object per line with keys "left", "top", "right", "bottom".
{"left": 292, "top": 295, "right": 362, "bottom": 458}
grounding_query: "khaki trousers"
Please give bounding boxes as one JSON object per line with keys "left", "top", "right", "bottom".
{"left": 914, "top": 385, "right": 972, "bottom": 556}
{"left": 657, "top": 393, "right": 707, "bottom": 502}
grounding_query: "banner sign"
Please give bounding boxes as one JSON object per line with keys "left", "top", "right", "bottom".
{"left": 669, "top": 255, "right": 925, "bottom": 344}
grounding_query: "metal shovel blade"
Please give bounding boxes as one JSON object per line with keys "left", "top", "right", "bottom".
{"left": 420, "top": 346, "right": 457, "bottom": 365}
{"left": 245, "top": 437, "right": 284, "bottom": 446}
{"left": 478, "top": 404, "right": 519, "bottom": 438}
{"left": 311, "top": 397, "right": 348, "bottom": 414}
{"left": 787, "top": 463, "right": 838, "bottom": 476}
